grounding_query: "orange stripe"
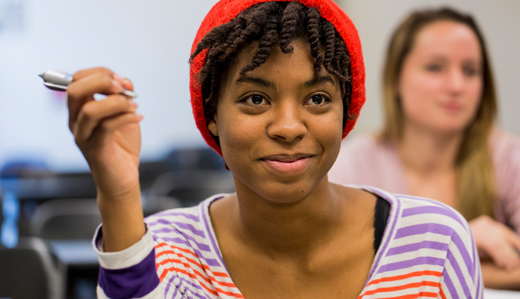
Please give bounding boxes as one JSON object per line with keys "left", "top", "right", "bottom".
{"left": 439, "top": 286, "right": 447, "bottom": 299}
{"left": 155, "top": 243, "right": 198, "bottom": 258}
{"left": 203, "top": 264, "right": 229, "bottom": 277}
{"left": 156, "top": 257, "right": 235, "bottom": 288}
{"left": 365, "top": 270, "right": 442, "bottom": 287}
{"left": 165, "top": 266, "right": 244, "bottom": 298}
{"left": 155, "top": 245, "right": 232, "bottom": 282}
{"left": 379, "top": 292, "right": 438, "bottom": 299}
{"left": 154, "top": 243, "right": 244, "bottom": 298}
{"left": 363, "top": 281, "right": 440, "bottom": 296}
{"left": 158, "top": 251, "right": 229, "bottom": 277}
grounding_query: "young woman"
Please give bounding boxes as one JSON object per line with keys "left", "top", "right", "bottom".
{"left": 66, "top": 1, "right": 482, "bottom": 298}
{"left": 329, "top": 7, "right": 520, "bottom": 290}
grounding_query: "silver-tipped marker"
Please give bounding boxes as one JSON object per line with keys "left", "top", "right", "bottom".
{"left": 39, "top": 70, "right": 137, "bottom": 98}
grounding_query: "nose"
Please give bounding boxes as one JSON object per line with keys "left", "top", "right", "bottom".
{"left": 267, "top": 102, "right": 307, "bottom": 143}
{"left": 446, "top": 68, "right": 465, "bottom": 94}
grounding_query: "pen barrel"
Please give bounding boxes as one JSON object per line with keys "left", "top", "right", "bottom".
{"left": 41, "top": 70, "right": 73, "bottom": 86}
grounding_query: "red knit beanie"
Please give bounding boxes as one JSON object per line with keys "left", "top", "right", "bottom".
{"left": 190, "top": 0, "right": 365, "bottom": 156}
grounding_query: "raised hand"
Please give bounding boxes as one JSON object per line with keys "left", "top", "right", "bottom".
{"left": 67, "top": 67, "right": 145, "bottom": 251}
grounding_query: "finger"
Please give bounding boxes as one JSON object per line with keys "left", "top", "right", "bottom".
{"left": 120, "top": 77, "right": 134, "bottom": 92}
{"left": 73, "top": 95, "right": 138, "bottom": 142}
{"left": 506, "top": 229, "right": 520, "bottom": 251}
{"left": 490, "top": 236, "right": 520, "bottom": 270}
{"left": 74, "top": 67, "right": 130, "bottom": 89}
{"left": 68, "top": 72, "right": 124, "bottom": 127}
{"left": 73, "top": 67, "right": 114, "bottom": 81}
{"left": 93, "top": 112, "right": 144, "bottom": 142}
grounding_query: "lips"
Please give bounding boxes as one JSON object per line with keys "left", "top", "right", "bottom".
{"left": 260, "top": 154, "right": 314, "bottom": 173}
{"left": 440, "top": 101, "right": 463, "bottom": 113}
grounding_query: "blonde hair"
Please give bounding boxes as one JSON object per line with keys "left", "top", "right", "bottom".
{"left": 381, "top": 7, "right": 497, "bottom": 221}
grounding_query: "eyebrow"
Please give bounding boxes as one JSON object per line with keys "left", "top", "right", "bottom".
{"left": 235, "top": 76, "right": 274, "bottom": 89}
{"left": 302, "top": 75, "right": 336, "bottom": 88}
{"left": 234, "top": 75, "right": 336, "bottom": 89}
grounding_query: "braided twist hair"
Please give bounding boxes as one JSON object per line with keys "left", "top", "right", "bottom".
{"left": 190, "top": 1, "right": 352, "bottom": 144}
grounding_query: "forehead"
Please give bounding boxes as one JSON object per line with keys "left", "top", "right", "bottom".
{"left": 225, "top": 38, "right": 332, "bottom": 82}
{"left": 411, "top": 20, "right": 482, "bottom": 60}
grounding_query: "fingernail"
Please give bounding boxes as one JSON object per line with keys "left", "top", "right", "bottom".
{"left": 137, "top": 113, "right": 144, "bottom": 120}
{"left": 122, "top": 78, "right": 131, "bottom": 86}
{"left": 112, "top": 80, "right": 122, "bottom": 93}
{"left": 113, "top": 73, "right": 123, "bottom": 82}
{"left": 129, "top": 101, "right": 138, "bottom": 109}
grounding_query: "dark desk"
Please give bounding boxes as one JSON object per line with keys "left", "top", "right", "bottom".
{"left": 49, "top": 240, "right": 98, "bottom": 267}
{"left": 49, "top": 240, "right": 98, "bottom": 299}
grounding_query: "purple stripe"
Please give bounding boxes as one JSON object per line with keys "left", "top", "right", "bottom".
{"left": 164, "top": 274, "right": 210, "bottom": 299}
{"left": 394, "top": 223, "right": 453, "bottom": 239}
{"left": 160, "top": 236, "right": 211, "bottom": 252}
{"left": 201, "top": 199, "right": 227, "bottom": 270}
{"left": 471, "top": 233, "right": 483, "bottom": 298}
{"left": 475, "top": 258, "right": 482, "bottom": 298}
{"left": 441, "top": 268, "right": 459, "bottom": 298}
{"left": 177, "top": 276, "right": 211, "bottom": 299}
{"left": 395, "top": 223, "right": 473, "bottom": 271}
{"left": 152, "top": 210, "right": 200, "bottom": 222}
{"left": 402, "top": 205, "right": 466, "bottom": 228}
{"left": 386, "top": 240, "right": 448, "bottom": 256}
{"left": 148, "top": 219, "right": 205, "bottom": 238}
{"left": 98, "top": 249, "right": 159, "bottom": 299}
{"left": 365, "top": 188, "right": 399, "bottom": 280}
{"left": 446, "top": 247, "right": 471, "bottom": 298}
{"left": 398, "top": 194, "right": 450, "bottom": 207}
{"left": 449, "top": 233, "right": 474, "bottom": 276}
{"left": 164, "top": 273, "right": 177, "bottom": 297}
{"left": 378, "top": 256, "right": 445, "bottom": 273}
{"left": 151, "top": 224, "right": 204, "bottom": 238}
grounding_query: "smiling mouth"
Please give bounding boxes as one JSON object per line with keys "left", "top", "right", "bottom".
{"left": 260, "top": 155, "right": 314, "bottom": 173}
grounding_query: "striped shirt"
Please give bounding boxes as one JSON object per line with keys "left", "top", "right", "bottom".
{"left": 94, "top": 186, "right": 483, "bottom": 298}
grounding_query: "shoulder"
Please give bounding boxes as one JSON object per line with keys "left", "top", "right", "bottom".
{"left": 393, "top": 193, "right": 472, "bottom": 241}
{"left": 340, "top": 133, "right": 381, "bottom": 153}
{"left": 333, "top": 133, "right": 387, "bottom": 171}
{"left": 359, "top": 187, "right": 482, "bottom": 298}
{"left": 490, "top": 129, "right": 520, "bottom": 161}
{"left": 365, "top": 186, "right": 472, "bottom": 239}
{"left": 489, "top": 129, "right": 520, "bottom": 192}
{"left": 144, "top": 196, "right": 220, "bottom": 242}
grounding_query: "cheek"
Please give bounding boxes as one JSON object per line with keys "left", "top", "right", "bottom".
{"left": 399, "top": 71, "right": 439, "bottom": 116}
{"left": 312, "top": 111, "right": 344, "bottom": 150}
{"left": 217, "top": 113, "right": 260, "bottom": 155}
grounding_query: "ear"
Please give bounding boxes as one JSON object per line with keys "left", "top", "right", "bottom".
{"left": 208, "top": 115, "right": 218, "bottom": 136}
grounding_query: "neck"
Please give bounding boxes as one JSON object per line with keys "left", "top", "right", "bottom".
{"left": 398, "top": 124, "right": 463, "bottom": 175}
{"left": 232, "top": 177, "right": 345, "bottom": 259}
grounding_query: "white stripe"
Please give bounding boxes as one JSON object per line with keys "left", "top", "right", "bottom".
{"left": 443, "top": 257, "right": 466, "bottom": 298}
{"left": 97, "top": 283, "right": 165, "bottom": 299}
{"left": 94, "top": 226, "right": 155, "bottom": 270}
{"left": 388, "top": 232, "right": 451, "bottom": 248}
{"left": 384, "top": 247, "right": 446, "bottom": 263}
{"left": 446, "top": 242, "right": 475, "bottom": 291}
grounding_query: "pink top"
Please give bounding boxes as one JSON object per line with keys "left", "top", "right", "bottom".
{"left": 328, "top": 130, "right": 520, "bottom": 232}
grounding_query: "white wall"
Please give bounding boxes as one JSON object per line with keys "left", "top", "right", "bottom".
{"left": 0, "top": 0, "right": 219, "bottom": 171}
{"left": 335, "top": 0, "right": 520, "bottom": 137}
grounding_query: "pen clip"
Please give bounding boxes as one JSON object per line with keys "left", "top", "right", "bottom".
{"left": 43, "top": 82, "right": 68, "bottom": 92}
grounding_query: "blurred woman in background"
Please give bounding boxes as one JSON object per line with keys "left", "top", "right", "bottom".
{"left": 329, "top": 7, "right": 520, "bottom": 289}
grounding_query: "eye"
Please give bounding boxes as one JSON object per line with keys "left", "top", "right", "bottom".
{"left": 305, "top": 94, "right": 330, "bottom": 106}
{"left": 462, "top": 66, "right": 479, "bottom": 77}
{"left": 425, "top": 64, "right": 443, "bottom": 72}
{"left": 244, "top": 94, "right": 268, "bottom": 106}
